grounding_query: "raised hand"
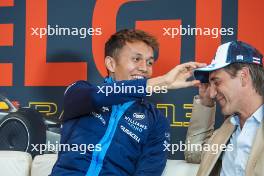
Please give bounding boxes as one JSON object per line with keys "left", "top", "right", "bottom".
{"left": 147, "top": 62, "right": 206, "bottom": 90}
{"left": 198, "top": 83, "right": 215, "bottom": 107}
{"left": 163, "top": 62, "right": 206, "bottom": 89}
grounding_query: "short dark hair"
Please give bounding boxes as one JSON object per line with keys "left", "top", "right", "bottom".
{"left": 224, "top": 63, "right": 264, "bottom": 97}
{"left": 105, "top": 29, "right": 159, "bottom": 59}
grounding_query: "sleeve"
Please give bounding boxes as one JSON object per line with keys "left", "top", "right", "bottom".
{"left": 184, "top": 95, "right": 216, "bottom": 164}
{"left": 62, "top": 79, "right": 148, "bottom": 121}
{"left": 133, "top": 109, "right": 170, "bottom": 176}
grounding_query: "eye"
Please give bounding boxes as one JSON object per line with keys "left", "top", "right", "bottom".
{"left": 146, "top": 59, "right": 154, "bottom": 66}
{"left": 214, "top": 80, "right": 221, "bottom": 87}
{"left": 132, "top": 57, "right": 140, "bottom": 62}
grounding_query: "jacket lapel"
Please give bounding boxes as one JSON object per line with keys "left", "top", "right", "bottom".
{"left": 197, "top": 118, "right": 236, "bottom": 176}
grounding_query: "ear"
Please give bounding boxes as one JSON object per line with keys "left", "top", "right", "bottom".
{"left": 105, "top": 56, "right": 116, "bottom": 73}
{"left": 240, "top": 67, "right": 250, "bottom": 87}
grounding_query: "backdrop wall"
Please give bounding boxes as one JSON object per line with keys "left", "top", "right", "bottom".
{"left": 0, "top": 0, "right": 263, "bottom": 159}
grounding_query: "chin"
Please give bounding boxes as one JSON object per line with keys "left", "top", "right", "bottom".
{"left": 221, "top": 107, "right": 228, "bottom": 116}
{"left": 221, "top": 111, "right": 229, "bottom": 116}
{"left": 221, "top": 108, "right": 233, "bottom": 117}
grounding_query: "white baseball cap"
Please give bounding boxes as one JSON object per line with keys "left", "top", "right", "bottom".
{"left": 194, "top": 41, "right": 263, "bottom": 83}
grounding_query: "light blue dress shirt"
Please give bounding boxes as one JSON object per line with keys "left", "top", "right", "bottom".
{"left": 220, "top": 105, "right": 264, "bottom": 176}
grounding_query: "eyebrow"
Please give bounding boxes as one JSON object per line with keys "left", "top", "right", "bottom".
{"left": 134, "top": 53, "right": 142, "bottom": 57}
{"left": 147, "top": 57, "right": 155, "bottom": 61}
{"left": 134, "top": 53, "right": 154, "bottom": 60}
{"left": 209, "top": 77, "right": 219, "bottom": 83}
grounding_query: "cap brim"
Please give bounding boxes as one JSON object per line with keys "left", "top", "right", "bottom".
{"left": 193, "top": 62, "right": 230, "bottom": 83}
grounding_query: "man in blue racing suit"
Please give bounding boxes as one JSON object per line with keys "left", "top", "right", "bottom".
{"left": 51, "top": 29, "right": 205, "bottom": 176}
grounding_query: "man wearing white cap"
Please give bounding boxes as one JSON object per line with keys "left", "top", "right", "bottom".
{"left": 185, "top": 41, "right": 264, "bottom": 176}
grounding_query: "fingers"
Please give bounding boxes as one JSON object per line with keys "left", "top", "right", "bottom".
{"left": 164, "top": 62, "right": 207, "bottom": 89}
{"left": 170, "top": 62, "right": 206, "bottom": 74}
{"left": 193, "top": 80, "right": 201, "bottom": 87}
{"left": 183, "top": 80, "right": 201, "bottom": 88}
{"left": 191, "top": 80, "right": 201, "bottom": 87}
{"left": 180, "top": 62, "right": 207, "bottom": 70}
{"left": 181, "top": 71, "right": 193, "bottom": 79}
{"left": 174, "top": 62, "right": 207, "bottom": 74}
{"left": 199, "top": 83, "right": 209, "bottom": 90}
{"left": 199, "top": 83, "right": 209, "bottom": 94}
{"left": 174, "top": 80, "right": 201, "bottom": 89}
{"left": 193, "top": 62, "right": 207, "bottom": 68}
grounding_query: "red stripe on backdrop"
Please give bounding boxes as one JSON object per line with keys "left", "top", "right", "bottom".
{"left": 0, "top": 24, "right": 13, "bottom": 86}
{"left": 238, "top": 0, "right": 264, "bottom": 55}
{"left": 195, "top": 0, "right": 222, "bottom": 64}
{"left": 0, "top": 24, "right": 13, "bottom": 46}
{"left": 0, "top": 63, "right": 12, "bottom": 86}
{"left": 25, "top": 0, "right": 87, "bottom": 86}
{"left": 0, "top": 0, "right": 14, "bottom": 7}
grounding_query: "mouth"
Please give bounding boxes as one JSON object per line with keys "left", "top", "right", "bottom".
{"left": 131, "top": 75, "right": 145, "bottom": 80}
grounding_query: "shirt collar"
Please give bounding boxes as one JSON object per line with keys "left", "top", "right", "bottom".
{"left": 230, "top": 115, "right": 240, "bottom": 126}
{"left": 251, "top": 104, "right": 264, "bottom": 123}
{"left": 230, "top": 104, "right": 264, "bottom": 126}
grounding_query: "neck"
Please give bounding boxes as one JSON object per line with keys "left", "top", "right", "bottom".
{"left": 108, "top": 73, "right": 116, "bottom": 81}
{"left": 237, "top": 93, "right": 263, "bottom": 128}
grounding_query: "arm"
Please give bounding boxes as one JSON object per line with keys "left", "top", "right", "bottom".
{"left": 63, "top": 62, "right": 206, "bottom": 121}
{"left": 133, "top": 109, "right": 170, "bottom": 176}
{"left": 184, "top": 84, "right": 216, "bottom": 163}
{"left": 62, "top": 79, "right": 148, "bottom": 121}
{"left": 184, "top": 96, "right": 216, "bottom": 163}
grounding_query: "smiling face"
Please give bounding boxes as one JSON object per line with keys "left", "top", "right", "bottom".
{"left": 105, "top": 41, "right": 155, "bottom": 81}
{"left": 209, "top": 69, "right": 242, "bottom": 116}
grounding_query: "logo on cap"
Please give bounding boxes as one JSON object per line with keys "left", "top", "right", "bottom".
{"left": 236, "top": 55, "right": 243, "bottom": 61}
{"left": 253, "top": 57, "right": 261, "bottom": 64}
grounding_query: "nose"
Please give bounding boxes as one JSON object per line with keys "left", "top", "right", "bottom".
{"left": 209, "top": 84, "right": 217, "bottom": 99}
{"left": 138, "top": 60, "right": 148, "bottom": 73}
